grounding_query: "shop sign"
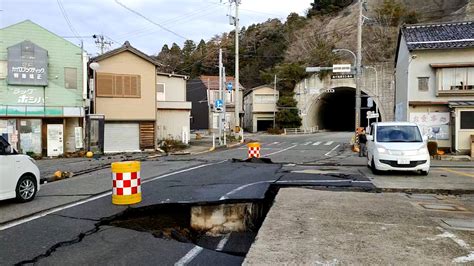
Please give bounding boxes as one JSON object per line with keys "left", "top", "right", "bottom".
{"left": 12, "top": 88, "right": 44, "bottom": 105}
{"left": 7, "top": 41, "right": 48, "bottom": 86}
{"left": 410, "top": 112, "right": 450, "bottom": 140}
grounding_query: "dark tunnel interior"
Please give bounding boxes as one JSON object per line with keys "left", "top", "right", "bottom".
{"left": 315, "top": 87, "right": 380, "bottom": 131}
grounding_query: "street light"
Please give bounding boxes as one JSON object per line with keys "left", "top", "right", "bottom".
{"left": 364, "top": 66, "right": 379, "bottom": 122}
{"left": 332, "top": 48, "right": 356, "bottom": 72}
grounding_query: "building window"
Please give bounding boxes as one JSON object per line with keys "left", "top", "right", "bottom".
{"left": 460, "top": 111, "right": 474, "bottom": 129}
{"left": 64, "top": 67, "right": 77, "bottom": 89}
{"left": 156, "top": 83, "right": 165, "bottom": 101}
{"left": 417, "top": 77, "right": 429, "bottom": 91}
{"left": 440, "top": 67, "right": 474, "bottom": 91}
{"left": 96, "top": 73, "right": 141, "bottom": 97}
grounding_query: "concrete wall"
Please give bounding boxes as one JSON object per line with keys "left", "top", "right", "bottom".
{"left": 156, "top": 74, "right": 187, "bottom": 102}
{"left": 156, "top": 109, "right": 190, "bottom": 141}
{"left": 395, "top": 35, "right": 410, "bottom": 121}
{"left": 243, "top": 92, "right": 253, "bottom": 131}
{"left": 95, "top": 51, "right": 156, "bottom": 121}
{"left": 252, "top": 86, "right": 278, "bottom": 113}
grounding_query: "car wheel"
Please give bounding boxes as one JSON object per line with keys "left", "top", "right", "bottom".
{"left": 16, "top": 175, "right": 37, "bottom": 202}
{"left": 371, "top": 159, "right": 381, "bottom": 175}
{"left": 420, "top": 170, "right": 429, "bottom": 176}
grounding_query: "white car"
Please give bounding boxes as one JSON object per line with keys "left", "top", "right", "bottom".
{"left": 0, "top": 136, "right": 40, "bottom": 202}
{"left": 366, "top": 122, "right": 430, "bottom": 175}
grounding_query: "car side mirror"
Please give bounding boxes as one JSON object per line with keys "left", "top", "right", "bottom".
{"left": 366, "top": 135, "right": 373, "bottom": 141}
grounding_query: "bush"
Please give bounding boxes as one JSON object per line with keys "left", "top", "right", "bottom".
{"left": 267, "top": 128, "right": 284, "bottom": 135}
{"left": 159, "top": 139, "right": 188, "bottom": 153}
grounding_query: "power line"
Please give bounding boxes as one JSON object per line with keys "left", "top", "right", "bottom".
{"left": 56, "top": 0, "right": 81, "bottom": 42}
{"left": 114, "top": 0, "right": 188, "bottom": 40}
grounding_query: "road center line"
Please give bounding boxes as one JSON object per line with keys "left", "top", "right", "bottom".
{"left": 324, "top": 144, "right": 341, "bottom": 156}
{"left": 262, "top": 145, "right": 297, "bottom": 157}
{"left": 216, "top": 233, "right": 231, "bottom": 251}
{"left": 175, "top": 246, "right": 204, "bottom": 266}
{"left": 0, "top": 161, "right": 225, "bottom": 232}
{"left": 440, "top": 168, "right": 474, "bottom": 178}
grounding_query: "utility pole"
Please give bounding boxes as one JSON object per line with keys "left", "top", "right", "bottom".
{"left": 273, "top": 74, "right": 277, "bottom": 128}
{"left": 93, "top": 34, "right": 112, "bottom": 55}
{"left": 355, "top": 0, "right": 363, "bottom": 133}
{"left": 232, "top": 0, "right": 240, "bottom": 129}
{"left": 218, "top": 48, "right": 223, "bottom": 145}
{"left": 223, "top": 66, "right": 227, "bottom": 146}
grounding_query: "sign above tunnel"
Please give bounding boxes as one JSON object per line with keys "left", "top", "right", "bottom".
{"left": 331, "top": 74, "right": 354, "bottom": 79}
{"left": 332, "top": 64, "right": 352, "bottom": 73}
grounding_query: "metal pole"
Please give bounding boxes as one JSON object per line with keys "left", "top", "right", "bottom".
{"left": 273, "top": 74, "right": 276, "bottom": 128}
{"left": 365, "top": 66, "right": 379, "bottom": 122}
{"left": 218, "top": 48, "right": 223, "bottom": 145}
{"left": 234, "top": 0, "right": 240, "bottom": 129}
{"left": 223, "top": 66, "right": 227, "bottom": 146}
{"left": 355, "top": 0, "right": 363, "bottom": 134}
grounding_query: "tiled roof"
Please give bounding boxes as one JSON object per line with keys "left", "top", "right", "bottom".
{"left": 402, "top": 21, "right": 474, "bottom": 50}
{"left": 449, "top": 101, "right": 474, "bottom": 107}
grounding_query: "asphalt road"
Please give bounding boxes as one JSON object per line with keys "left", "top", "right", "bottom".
{"left": 1, "top": 131, "right": 473, "bottom": 265}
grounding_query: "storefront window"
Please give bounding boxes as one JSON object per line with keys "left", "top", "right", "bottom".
{"left": 0, "top": 119, "right": 18, "bottom": 151}
{"left": 19, "top": 119, "right": 42, "bottom": 154}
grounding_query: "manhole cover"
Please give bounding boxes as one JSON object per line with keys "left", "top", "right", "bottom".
{"left": 419, "top": 203, "right": 466, "bottom": 211}
{"left": 441, "top": 219, "right": 474, "bottom": 230}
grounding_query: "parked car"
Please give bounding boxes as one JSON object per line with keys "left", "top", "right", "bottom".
{"left": 366, "top": 122, "right": 430, "bottom": 175}
{"left": 0, "top": 136, "right": 40, "bottom": 202}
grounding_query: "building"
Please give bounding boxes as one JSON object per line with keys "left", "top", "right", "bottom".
{"left": 0, "top": 20, "right": 87, "bottom": 157}
{"left": 91, "top": 41, "right": 159, "bottom": 153}
{"left": 395, "top": 21, "right": 474, "bottom": 153}
{"left": 156, "top": 72, "right": 192, "bottom": 143}
{"left": 243, "top": 85, "right": 278, "bottom": 132}
{"left": 187, "top": 75, "right": 244, "bottom": 131}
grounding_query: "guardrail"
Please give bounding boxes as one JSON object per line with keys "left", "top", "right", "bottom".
{"left": 284, "top": 126, "right": 319, "bottom": 135}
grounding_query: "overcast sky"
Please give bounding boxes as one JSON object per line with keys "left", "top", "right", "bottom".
{"left": 1, "top": 0, "right": 311, "bottom": 56}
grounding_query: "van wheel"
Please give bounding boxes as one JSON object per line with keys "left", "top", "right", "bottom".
{"left": 371, "top": 159, "right": 381, "bottom": 175}
{"left": 16, "top": 175, "right": 37, "bottom": 202}
{"left": 420, "top": 170, "right": 429, "bottom": 176}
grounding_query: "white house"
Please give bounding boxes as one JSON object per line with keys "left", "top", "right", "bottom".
{"left": 243, "top": 85, "right": 279, "bottom": 132}
{"left": 394, "top": 21, "right": 474, "bottom": 154}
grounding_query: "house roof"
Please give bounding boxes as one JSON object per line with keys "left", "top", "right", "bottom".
{"left": 449, "top": 101, "right": 474, "bottom": 107}
{"left": 243, "top": 85, "right": 275, "bottom": 97}
{"left": 91, "top": 41, "right": 162, "bottom": 66}
{"left": 198, "top": 75, "right": 245, "bottom": 91}
{"left": 402, "top": 21, "right": 474, "bottom": 51}
{"left": 157, "top": 72, "right": 189, "bottom": 79}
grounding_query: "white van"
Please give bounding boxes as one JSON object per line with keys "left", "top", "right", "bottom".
{"left": 366, "top": 122, "right": 430, "bottom": 175}
{"left": 0, "top": 136, "right": 40, "bottom": 202}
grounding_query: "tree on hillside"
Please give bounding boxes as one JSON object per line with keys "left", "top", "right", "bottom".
{"left": 307, "top": 0, "right": 353, "bottom": 17}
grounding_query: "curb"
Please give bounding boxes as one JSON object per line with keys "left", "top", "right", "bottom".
{"left": 376, "top": 187, "right": 474, "bottom": 195}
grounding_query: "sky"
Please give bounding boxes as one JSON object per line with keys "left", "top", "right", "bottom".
{"left": 0, "top": 0, "right": 312, "bottom": 56}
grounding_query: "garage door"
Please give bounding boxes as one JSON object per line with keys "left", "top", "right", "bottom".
{"left": 104, "top": 123, "right": 140, "bottom": 153}
{"left": 257, "top": 120, "right": 273, "bottom": 131}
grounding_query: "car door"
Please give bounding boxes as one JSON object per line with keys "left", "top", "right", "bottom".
{"left": 0, "top": 147, "right": 18, "bottom": 197}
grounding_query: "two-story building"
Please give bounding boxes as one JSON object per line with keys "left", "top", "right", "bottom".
{"left": 0, "top": 20, "right": 86, "bottom": 157}
{"left": 156, "top": 72, "right": 192, "bottom": 143}
{"left": 395, "top": 21, "right": 474, "bottom": 154}
{"left": 243, "top": 85, "right": 278, "bottom": 132}
{"left": 187, "top": 75, "right": 244, "bottom": 131}
{"left": 91, "top": 41, "right": 191, "bottom": 153}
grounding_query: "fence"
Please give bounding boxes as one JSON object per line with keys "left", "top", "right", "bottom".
{"left": 283, "top": 126, "right": 318, "bottom": 135}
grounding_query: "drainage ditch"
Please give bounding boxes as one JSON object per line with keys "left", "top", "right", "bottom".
{"left": 107, "top": 187, "right": 279, "bottom": 257}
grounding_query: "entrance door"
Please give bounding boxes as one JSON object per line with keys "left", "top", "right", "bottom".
{"left": 47, "top": 124, "right": 64, "bottom": 157}
{"left": 257, "top": 119, "right": 273, "bottom": 131}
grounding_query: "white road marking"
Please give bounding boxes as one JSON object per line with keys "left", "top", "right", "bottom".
{"left": 216, "top": 233, "right": 231, "bottom": 251}
{"left": 0, "top": 161, "right": 225, "bottom": 232}
{"left": 262, "top": 145, "right": 297, "bottom": 157}
{"left": 429, "top": 227, "right": 474, "bottom": 263}
{"left": 324, "top": 141, "right": 334, "bottom": 145}
{"left": 220, "top": 181, "right": 271, "bottom": 200}
{"left": 276, "top": 180, "right": 371, "bottom": 184}
{"left": 303, "top": 142, "right": 312, "bottom": 145}
{"left": 324, "top": 144, "right": 341, "bottom": 156}
{"left": 175, "top": 246, "right": 204, "bottom": 266}
{"left": 268, "top": 142, "right": 278, "bottom": 146}
{"left": 312, "top": 141, "right": 321, "bottom": 146}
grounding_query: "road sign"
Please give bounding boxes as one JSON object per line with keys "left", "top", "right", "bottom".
{"left": 215, "top": 99, "right": 223, "bottom": 112}
{"left": 367, "top": 97, "right": 373, "bottom": 108}
{"left": 306, "top": 66, "right": 333, "bottom": 72}
{"left": 367, "top": 113, "right": 379, "bottom": 119}
{"left": 226, "top": 82, "right": 233, "bottom": 91}
{"left": 332, "top": 64, "right": 352, "bottom": 73}
{"left": 331, "top": 74, "right": 354, "bottom": 79}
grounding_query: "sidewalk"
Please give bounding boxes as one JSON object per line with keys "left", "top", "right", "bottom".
{"left": 245, "top": 188, "right": 474, "bottom": 265}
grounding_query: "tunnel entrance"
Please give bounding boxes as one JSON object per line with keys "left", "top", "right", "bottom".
{"left": 315, "top": 87, "right": 380, "bottom": 131}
